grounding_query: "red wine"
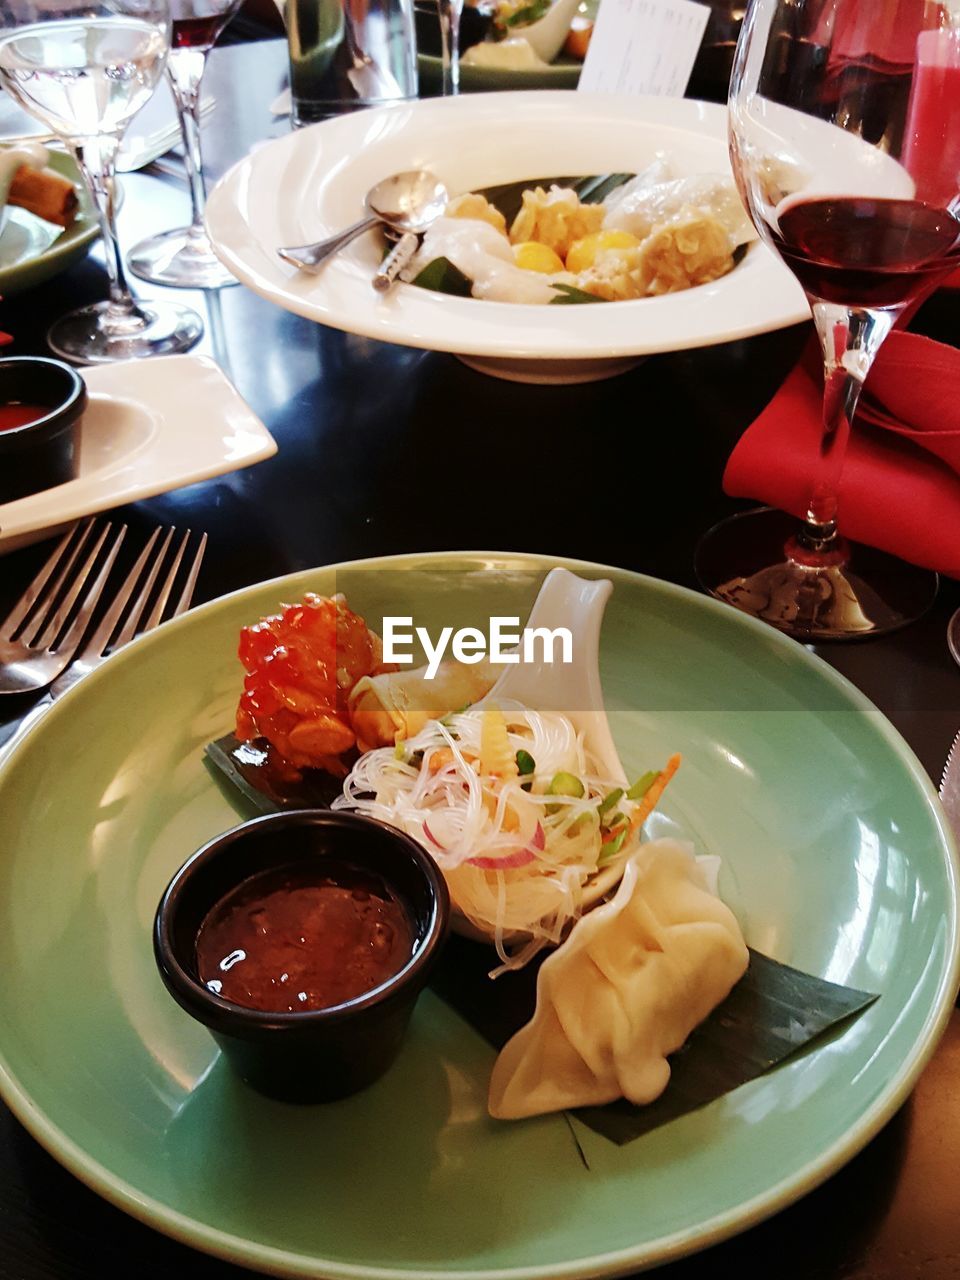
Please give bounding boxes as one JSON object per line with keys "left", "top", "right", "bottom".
{"left": 171, "top": 3, "right": 238, "bottom": 50}
{"left": 770, "top": 197, "right": 960, "bottom": 309}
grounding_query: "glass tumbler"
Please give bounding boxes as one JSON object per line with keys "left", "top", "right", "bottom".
{"left": 286, "top": 0, "right": 418, "bottom": 126}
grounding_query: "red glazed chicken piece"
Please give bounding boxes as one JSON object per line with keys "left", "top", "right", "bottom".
{"left": 236, "top": 593, "right": 384, "bottom": 775}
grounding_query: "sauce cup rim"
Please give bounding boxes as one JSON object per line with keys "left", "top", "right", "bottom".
{"left": 0, "top": 355, "right": 86, "bottom": 439}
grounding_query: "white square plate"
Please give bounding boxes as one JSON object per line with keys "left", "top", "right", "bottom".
{"left": 0, "top": 354, "right": 276, "bottom": 553}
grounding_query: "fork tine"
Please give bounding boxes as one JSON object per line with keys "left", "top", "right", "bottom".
{"left": 112, "top": 527, "right": 176, "bottom": 649}
{"left": 77, "top": 527, "right": 162, "bottom": 660}
{"left": 33, "top": 522, "right": 114, "bottom": 651}
{"left": 0, "top": 521, "right": 90, "bottom": 643}
{"left": 171, "top": 531, "right": 206, "bottom": 619}
{"left": 142, "top": 529, "right": 192, "bottom": 632}
{"left": 44, "top": 525, "right": 127, "bottom": 658}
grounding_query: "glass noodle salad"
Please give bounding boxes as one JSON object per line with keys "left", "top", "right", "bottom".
{"left": 335, "top": 701, "right": 679, "bottom": 972}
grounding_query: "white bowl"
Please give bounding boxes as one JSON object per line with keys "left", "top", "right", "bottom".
{"left": 206, "top": 91, "right": 809, "bottom": 382}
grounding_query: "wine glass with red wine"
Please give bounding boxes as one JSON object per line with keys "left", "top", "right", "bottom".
{"left": 695, "top": 0, "right": 960, "bottom": 639}
{"left": 128, "top": 0, "right": 241, "bottom": 288}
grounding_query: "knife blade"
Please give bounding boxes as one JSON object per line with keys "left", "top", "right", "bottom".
{"left": 939, "top": 728, "right": 960, "bottom": 843}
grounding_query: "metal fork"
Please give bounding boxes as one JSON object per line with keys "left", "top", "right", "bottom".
{"left": 0, "top": 520, "right": 126, "bottom": 694}
{"left": 0, "top": 525, "right": 206, "bottom": 760}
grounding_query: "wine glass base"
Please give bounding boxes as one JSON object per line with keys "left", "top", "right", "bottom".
{"left": 47, "top": 299, "right": 204, "bottom": 365}
{"left": 127, "top": 226, "right": 238, "bottom": 289}
{"left": 695, "top": 507, "right": 938, "bottom": 641}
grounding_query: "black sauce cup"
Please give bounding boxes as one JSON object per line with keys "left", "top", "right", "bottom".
{"left": 154, "top": 810, "right": 450, "bottom": 1104}
{"left": 0, "top": 357, "right": 87, "bottom": 504}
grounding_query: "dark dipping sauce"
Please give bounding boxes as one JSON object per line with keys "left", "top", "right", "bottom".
{"left": 0, "top": 403, "right": 48, "bottom": 431}
{"left": 195, "top": 861, "right": 416, "bottom": 1014}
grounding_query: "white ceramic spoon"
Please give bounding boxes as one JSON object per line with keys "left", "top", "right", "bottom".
{"left": 483, "top": 566, "right": 627, "bottom": 786}
{"left": 510, "top": 0, "right": 581, "bottom": 63}
{"left": 452, "top": 567, "right": 630, "bottom": 942}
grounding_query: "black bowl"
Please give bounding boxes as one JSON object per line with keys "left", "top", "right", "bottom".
{"left": 0, "top": 356, "right": 86, "bottom": 504}
{"left": 154, "top": 809, "right": 450, "bottom": 1104}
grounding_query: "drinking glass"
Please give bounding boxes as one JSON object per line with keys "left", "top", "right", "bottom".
{"left": 437, "top": 0, "right": 465, "bottom": 94}
{"left": 0, "top": 0, "right": 203, "bottom": 363}
{"left": 695, "top": 0, "right": 960, "bottom": 639}
{"left": 286, "top": 0, "right": 418, "bottom": 125}
{"left": 128, "top": 0, "right": 241, "bottom": 288}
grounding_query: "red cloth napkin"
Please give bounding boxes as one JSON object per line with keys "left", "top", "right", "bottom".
{"left": 723, "top": 331, "right": 960, "bottom": 578}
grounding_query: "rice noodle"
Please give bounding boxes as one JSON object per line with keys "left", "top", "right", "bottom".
{"left": 334, "top": 700, "right": 644, "bottom": 972}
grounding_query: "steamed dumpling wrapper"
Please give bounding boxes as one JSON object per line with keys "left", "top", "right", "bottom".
{"left": 603, "top": 173, "right": 757, "bottom": 250}
{"left": 487, "top": 839, "right": 749, "bottom": 1119}
{"left": 348, "top": 659, "right": 497, "bottom": 751}
{"left": 602, "top": 154, "right": 675, "bottom": 215}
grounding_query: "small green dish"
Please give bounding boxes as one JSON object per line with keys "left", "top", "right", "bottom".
{"left": 417, "top": 50, "right": 582, "bottom": 91}
{"left": 0, "top": 151, "right": 98, "bottom": 297}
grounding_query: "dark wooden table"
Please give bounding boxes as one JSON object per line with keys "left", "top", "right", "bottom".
{"left": 2, "top": 38, "right": 960, "bottom": 1280}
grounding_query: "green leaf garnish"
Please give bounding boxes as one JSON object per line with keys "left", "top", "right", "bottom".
{"left": 573, "top": 173, "right": 634, "bottom": 205}
{"left": 516, "top": 749, "right": 536, "bottom": 776}
{"left": 412, "top": 256, "right": 474, "bottom": 297}
{"left": 597, "top": 787, "right": 624, "bottom": 816}
{"left": 549, "top": 283, "right": 605, "bottom": 305}
{"left": 627, "top": 770, "right": 659, "bottom": 800}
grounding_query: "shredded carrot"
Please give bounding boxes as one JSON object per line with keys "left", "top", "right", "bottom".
{"left": 629, "top": 753, "right": 681, "bottom": 833}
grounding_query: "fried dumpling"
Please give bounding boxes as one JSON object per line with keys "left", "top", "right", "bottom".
{"left": 348, "top": 659, "right": 497, "bottom": 751}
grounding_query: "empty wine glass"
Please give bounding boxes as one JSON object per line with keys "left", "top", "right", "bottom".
{"left": 695, "top": 0, "right": 960, "bottom": 639}
{"left": 437, "top": 0, "right": 466, "bottom": 94}
{"left": 128, "top": 0, "right": 241, "bottom": 288}
{"left": 0, "top": 0, "right": 203, "bottom": 363}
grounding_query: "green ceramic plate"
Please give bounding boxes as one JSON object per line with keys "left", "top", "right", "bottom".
{"left": 0, "top": 552, "right": 957, "bottom": 1279}
{"left": 0, "top": 151, "right": 98, "bottom": 296}
{"left": 418, "top": 50, "right": 581, "bottom": 91}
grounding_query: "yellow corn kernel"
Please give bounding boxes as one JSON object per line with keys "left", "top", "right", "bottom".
{"left": 566, "top": 229, "right": 640, "bottom": 273}
{"left": 512, "top": 241, "right": 566, "bottom": 274}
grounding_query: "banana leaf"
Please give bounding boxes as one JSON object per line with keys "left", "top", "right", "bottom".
{"left": 431, "top": 934, "right": 877, "bottom": 1144}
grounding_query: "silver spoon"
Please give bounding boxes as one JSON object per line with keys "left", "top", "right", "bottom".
{"left": 277, "top": 169, "right": 449, "bottom": 277}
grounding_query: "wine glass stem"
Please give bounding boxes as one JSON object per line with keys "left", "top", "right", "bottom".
{"left": 801, "top": 302, "right": 897, "bottom": 552}
{"left": 437, "top": 0, "right": 465, "bottom": 95}
{"left": 71, "top": 135, "right": 144, "bottom": 326}
{"left": 167, "top": 47, "right": 209, "bottom": 238}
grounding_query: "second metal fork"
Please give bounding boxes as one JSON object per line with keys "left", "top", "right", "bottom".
{"left": 0, "top": 520, "right": 126, "bottom": 695}
{"left": 0, "top": 524, "right": 206, "bottom": 760}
